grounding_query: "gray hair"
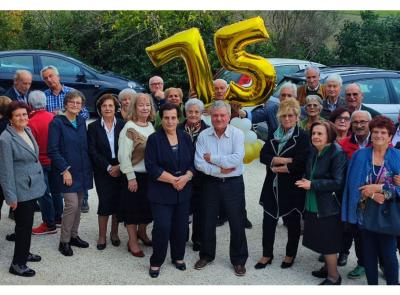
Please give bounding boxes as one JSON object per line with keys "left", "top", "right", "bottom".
{"left": 118, "top": 88, "right": 136, "bottom": 102}
{"left": 149, "top": 76, "right": 163, "bottom": 87}
{"left": 40, "top": 65, "right": 59, "bottom": 79}
{"left": 28, "top": 90, "right": 47, "bottom": 110}
{"left": 14, "top": 69, "right": 32, "bottom": 81}
{"left": 305, "top": 95, "right": 323, "bottom": 106}
{"left": 280, "top": 82, "right": 297, "bottom": 98}
{"left": 351, "top": 110, "right": 372, "bottom": 121}
{"left": 345, "top": 83, "right": 362, "bottom": 93}
{"left": 185, "top": 98, "right": 204, "bottom": 113}
{"left": 304, "top": 65, "right": 320, "bottom": 76}
{"left": 209, "top": 100, "right": 231, "bottom": 116}
{"left": 213, "top": 79, "right": 228, "bottom": 88}
{"left": 325, "top": 74, "right": 343, "bottom": 87}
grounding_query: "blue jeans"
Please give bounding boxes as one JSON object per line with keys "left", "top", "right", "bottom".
{"left": 37, "top": 165, "right": 63, "bottom": 228}
{"left": 361, "top": 229, "right": 399, "bottom": 285}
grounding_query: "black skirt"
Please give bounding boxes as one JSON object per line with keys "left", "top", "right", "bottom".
{"left": 302, "top": 211, "right": 343, "bottom": 255}
{"left": 94, "top": 170, "right": 122, "bottom": 216}
{"left": 119, "top": 172, "right": 153, "bottom": 225}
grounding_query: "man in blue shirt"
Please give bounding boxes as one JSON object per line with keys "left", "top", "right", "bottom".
{"left": 40, "top": 65, "right": 89, "bottom": 120}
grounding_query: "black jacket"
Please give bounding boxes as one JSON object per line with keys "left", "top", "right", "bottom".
{"left": 305, "top": 143, "right": 348, "bottom": 218}
{"left": 259, "top": 125, "right": 310, "bottom": 218}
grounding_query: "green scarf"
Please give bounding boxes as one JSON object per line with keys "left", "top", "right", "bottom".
{"left": 273, "top": 124, "right": 295, "bottom": 155}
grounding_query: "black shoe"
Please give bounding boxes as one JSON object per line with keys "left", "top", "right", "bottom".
{"left": 245, "top": 218, "right": 253, "bottom": 229}
{"left": 58, "top": 242, "right": 73, "bottom": 256}
{"left": 5, "top": 233, "right": 16, "bottom": 242}
{"left": 27, "top": 253, "right": 41, "bottom": 262}
{"left": 172, "top": 261, "right": 186, "bottom": 271}
{"left": 97, "top": 243, "right": 106, "bottom": 251}
{"left": 70, "top": 236, "right": 89, "bottom": 248}
{"left": 110, "top": 236, "right": 121, "bottom": 247}
{"left": 337, "top": 253, "right": 348, "bottom": 267}
{"left": 81, "top": 200, "right": 89, "bottom": 213}
{"left": 192, "top": 242, "right": 201, "bottom": 252}
{"left": 281, "top": 256, "right": 295, "bottom": 269}
{"left": 9, "top": 263, "right": 35, "bottom": 277}
{"left": 312, "top": 266, "right": 328, "bottom": 278}
{"left": 318, "top": 254, "right": 325, "bottom": 262}
{"left": 149, "top": 267, "right": 160, "bottom": 278}
{"left": 216, "top": 217, "right": 227, "bottom": 227}
{"left": 254, "top": 256, "right": 273, "bottom": 269}
{"left": 319, "top": 275, "right": 342, "bottom": 285}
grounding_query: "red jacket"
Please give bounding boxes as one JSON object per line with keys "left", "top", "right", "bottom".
{"left": 28, "top": 109, "right": 54, "bottom": 166}
{"left": 339, "top": 134, "right": 371, "bottom": 159}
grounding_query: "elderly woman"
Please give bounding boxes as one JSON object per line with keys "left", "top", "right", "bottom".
{"left": 154, "top": 87, "right": 185, "bottom": 130}
{"left": 117, "top": 88, "right": 136, "bottom": 121}
{"left": 145, "top": 103, "right": 195, "bottom": 278}
{"left": 0, "top": 101, "right": 46, "bottom": 277}
{"left": 48, "top": 90, "right": 93, "bottom": 257}
{"left": 296, "top": 121, "right": 347, "bottom": 285}
{"left": 342, "top": 116, "right": 400, "bottom": 285}
{"left": 0, "top": 96, "right": 12, "bottom": 218}
{"left": 299, "top": 95, "right": 326, "bottom": 131}
{"left": 256, "top": 97, "right": 310, "bottom": 270}
{"left": 28, "top": 91, "right": 63, "bottom": 235}
{"left": 118, "top": 93, "right": 155, "bottom": 257}
{"left": 88, "top": 94, "right": 125, "bottom": 250}
{"left": 178, "top": 98, "right": 208, "bottom": 251}
{"left": 329, "top": 107, "right": 351, "bottom": 143}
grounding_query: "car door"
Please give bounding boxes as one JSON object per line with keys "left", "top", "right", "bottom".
{"left": 38, "top": 54, "right": 96, "bottom": 100}
{"left": 342, "top": 78, "right": 396, "bottom": 121}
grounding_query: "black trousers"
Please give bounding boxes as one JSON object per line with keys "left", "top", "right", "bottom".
{"left": 150, "top": 200, "right": 190, "bottom": 267}
{"left": 13, "top": 199, "right": 36, "bottom": 265}
{"left": 262, "top": 210, "right": 301, "bottom": 258}
{"left": 199, "top": 175, "right": 248, "bottom": 265}
{"left": 340, "top": 223, "right": 364, "bottom": 266}
{"left": 190, "top": 189, "right": 201, "bottom": 245}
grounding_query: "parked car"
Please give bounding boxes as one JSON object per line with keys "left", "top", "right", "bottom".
{"left": 253, "top": 66, "right": 400, "bottom": 140}
{"left": 214, "top": 58, "right": 325, "bottom": 87}
{"left": 0, "top": 50, "right": 146, "bottom": 113}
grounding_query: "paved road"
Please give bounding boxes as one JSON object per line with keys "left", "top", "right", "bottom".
{"left": 0, "top": 160, "right": 384, "bottom": 285}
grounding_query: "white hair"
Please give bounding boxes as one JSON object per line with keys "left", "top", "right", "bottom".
{"left": 118, "top": 88, "right": 136, "bottom": 102}
{"left": 280, "top": 82, "right": 297, "bottom": 98}
{"left": 185, "top": 98, "right": 204, "bottom": 113}
{"left": 304, "top": 65, "right": 320, "bottom": 76}
{"left": 325, "top": 74, "right": 343, "bottom": 87}
{"left": 351, "top": 110, "right": 372, "bottom": 121}
{"left": 40, "top": 65, "right": 59, "bottom": 79}
{"left": 28, "top": 90, "right": 47, "bottom": 110}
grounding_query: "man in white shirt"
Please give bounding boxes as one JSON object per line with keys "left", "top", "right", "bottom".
{"left": 194, "top": 100, "right": 248, "bottom": 276}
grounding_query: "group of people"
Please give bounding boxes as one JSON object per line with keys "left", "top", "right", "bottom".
{"left": 0, "top": 65, "right": 399, "bottom": 286}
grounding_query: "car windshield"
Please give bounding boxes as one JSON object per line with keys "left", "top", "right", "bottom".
{"left": 66, "top": 55, "right": 101, "bottom": 73}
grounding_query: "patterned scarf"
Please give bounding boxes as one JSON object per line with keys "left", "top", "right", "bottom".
{"left": 184, "top": 121, "right": 202, "bottom": 143}
{"left": 273, "top": 124, "right": 295, "bottom": 155}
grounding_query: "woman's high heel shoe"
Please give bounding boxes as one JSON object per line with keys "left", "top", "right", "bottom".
{"left": 281, "top": 256, "right": 296, "bottom": 269}
{"left": 254, "top": 256, "right": 273, "bottom": 269}
{"left": 138, "top": 235, "right": 152, "bottom": 247}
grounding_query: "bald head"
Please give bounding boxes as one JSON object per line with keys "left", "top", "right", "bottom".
{"left": 14, "top": 70, "right": 32, "bottom": 95}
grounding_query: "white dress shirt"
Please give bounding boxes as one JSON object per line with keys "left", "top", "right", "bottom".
{"left": 195, "top": 124, "right": 244, "bottom": 178}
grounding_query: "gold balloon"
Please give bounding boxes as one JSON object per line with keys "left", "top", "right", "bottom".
{"left": 214, "top": 17, "right": 276, "bottom": 107}
{"left": 146, "top": 28, "right": 214, "bottom": 105}
{"left": 253, "top": 139, "right": 264, "bottom": 155}
{"left": 244, "top": 142, "right": 257, "bottom": 164}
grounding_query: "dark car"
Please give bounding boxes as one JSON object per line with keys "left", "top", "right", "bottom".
{"left": 0, "top": 50, "right": 146, "bottom": 112}
{"left": 273, "top": 66, "right": 400, "bottom": 121}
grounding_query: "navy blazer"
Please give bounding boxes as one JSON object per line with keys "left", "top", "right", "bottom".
{"left": 87, "top": 118, "right": 125, "bottom": 173}
{"left": 47, "top": 115, "right": 93, "bottom": 194}
{"left": 3, "top": 87, "right": 30, "bottom": 102}
{"left": 145, "top": 128, "right": 195, "bottom": 205}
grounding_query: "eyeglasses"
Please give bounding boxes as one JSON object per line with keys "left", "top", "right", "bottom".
{"left": 335, "top": 116, "right": 351, "bottom": 122}
{"left": 352, "top": 120, "right": 369, "bottom": 126}
{"left": 280, "top": 114, "right": 296, "bottom": 119}
{"left": 306, "top": 104, "right": 319, "bottom": 109}
{"left": 346, "top": 92, "right": 360, "bottom": 97}
{"left": 150, "top": 82, "right": 163, "bottom": 86}
{"left": 67, "top": 100, "right": 82, "bottom": 106}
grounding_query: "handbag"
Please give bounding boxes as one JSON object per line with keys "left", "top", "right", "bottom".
{"left": 363, "top": 198, "right": 400, "bottom": 236}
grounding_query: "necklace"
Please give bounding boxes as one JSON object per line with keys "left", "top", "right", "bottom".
{"left": 372, "top": 151, "right": 385, "bottom": 177}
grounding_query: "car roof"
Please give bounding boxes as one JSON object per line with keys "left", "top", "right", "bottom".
{"left": 266, "top": 58, "right": 325, "bottom": 67}
{"left": 284, "top": 66, "right": 400, "bottom": 82}
{"left": 0, "top": 49, "right": 86, "bottom": 65}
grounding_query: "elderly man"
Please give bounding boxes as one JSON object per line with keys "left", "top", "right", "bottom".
{"left": 337, "top": 110, "right": 371, "bottom": 279}
{"left": 41, "top": 66, "right": 90, "bottom": 120}
{"left": 28, "top": 91, "right": 63, "bottom": 235}
{"left": 297, "top": 66, "right": 326, "bottom": 105}
{"left": 148, "top": 76, "right": 165, "bottom": 111}
{"left": 345, "top": 83, "right": 380, "bottom": 118}
{"left": 243, "top": 82, "right": 298, "bottom": 134}
{"left": 194, "top": 100, "right": 248, "bottom": 276}
{"left": 320, "top": 74, "right": 347, "bottom": 119}
{"left": 3, "top": 70, "right": 32, "bottom": 102}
